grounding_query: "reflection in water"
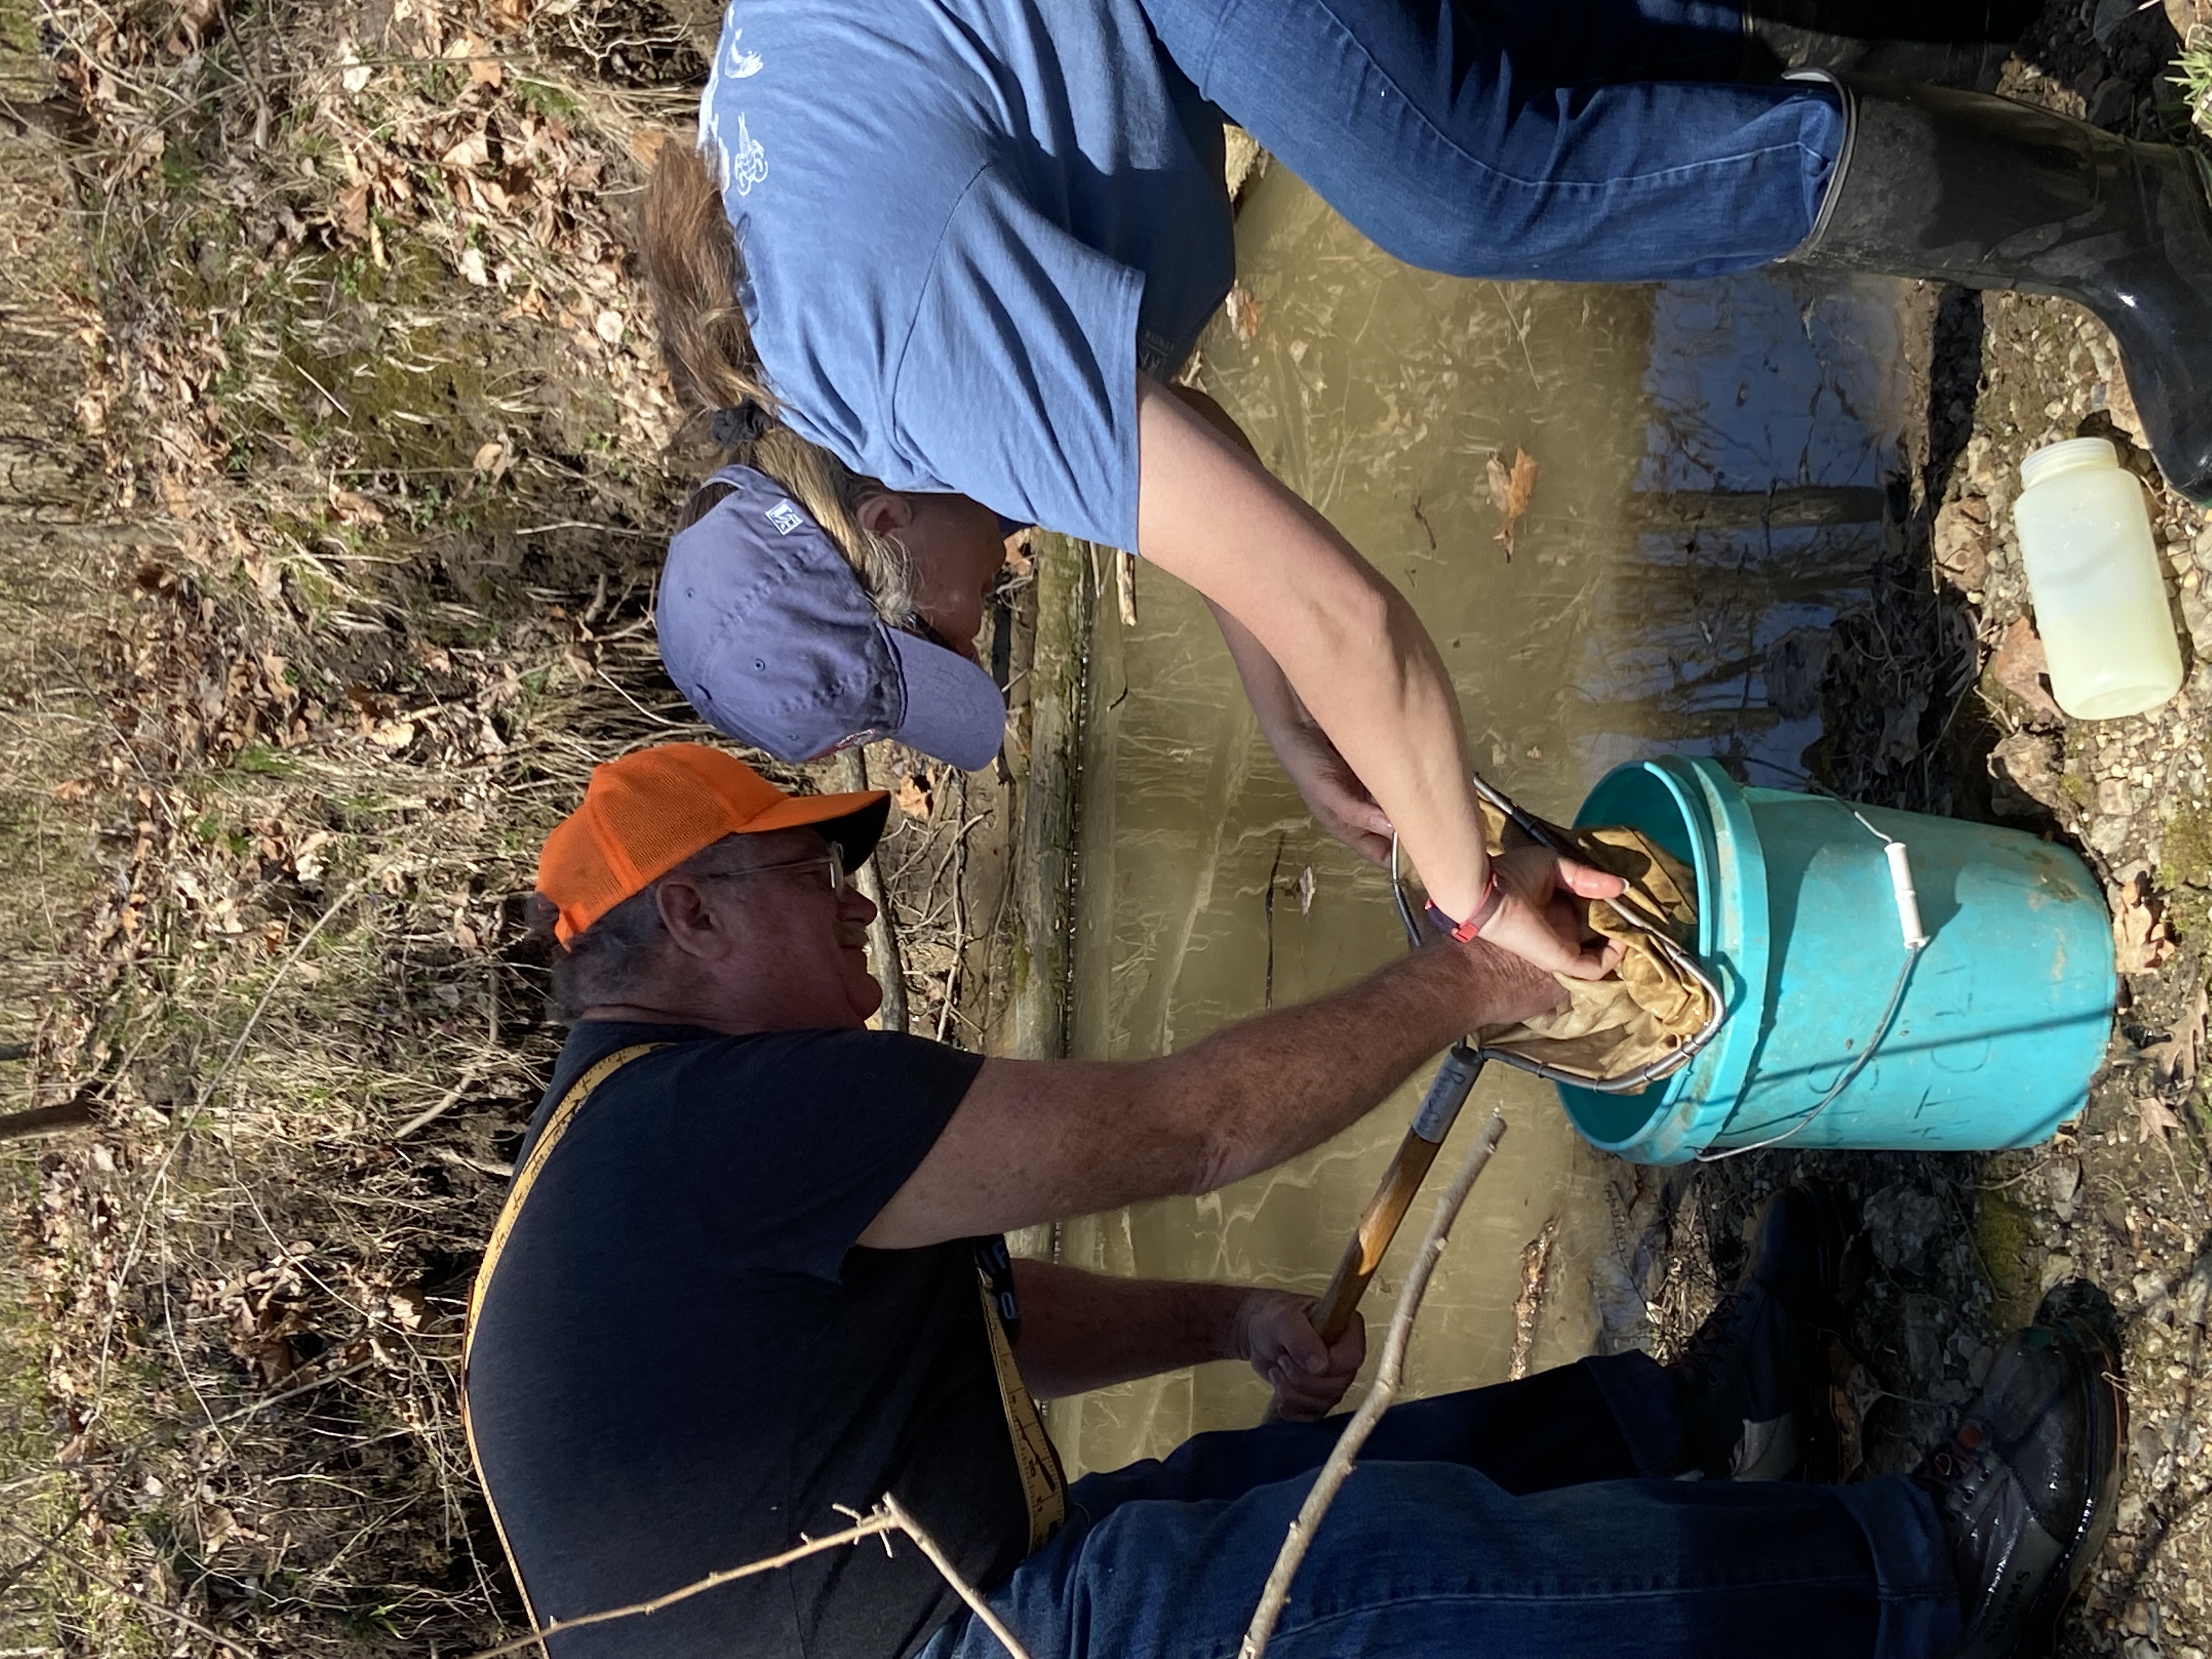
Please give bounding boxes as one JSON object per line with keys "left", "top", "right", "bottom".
{"left": 1051, "top": 167, "right": 1912, "bottom": 1476}
{"left": 1593, "top": 274, "right": 1912, "bottom": 784}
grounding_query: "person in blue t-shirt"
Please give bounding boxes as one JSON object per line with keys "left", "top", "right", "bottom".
{"left": 639, "top": 0, "right": 2212, "bottom": 984}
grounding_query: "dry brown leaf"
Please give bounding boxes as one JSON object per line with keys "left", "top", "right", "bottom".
{"left": 2113, "top": 872, "right": 2174, "bottom": 975}
{"left": 334, "top": 182, "right": 371, "bottom": 243}
{"left": 2134, "top": 981, "right": 2210, "bottom": 1090}
{"left": 1989, "top": 616, "right": 2063, "bottom": 723}
{"left": 1931, "top": 494, "right": 1990, "bottom": 591}
{"left": 488, "top": 0, "right": 531, "bottom": 31}
{"left": 894, "top": 774, "right": 933, "bottom": 821}
{"left": 1224, "top": 285, "right": 1262, "bottom": 342}
{"left": 329, "top": 486, "right": 386, "bottom": 526}
{"left": 337, "top": 40, "right": 371, "bottom": 94}
{"left": 1487, "top": 447, "right": 1537, "bottom": 559}
{"left": 2141, "top": 1096, "right": 2182, "bottom": 1147}
{"left": 460, "top": 36, "right": 503, "bottom": 87}
{"left": 441, "top": 128, "right": 490, "bottom": 171}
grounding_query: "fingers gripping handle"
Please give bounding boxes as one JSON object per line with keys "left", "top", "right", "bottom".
{"left": 1308, "top": 1045, "right": 1485, "bottom": 1345}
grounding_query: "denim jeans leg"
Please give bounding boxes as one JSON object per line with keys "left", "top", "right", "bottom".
{"left": 1064, "top": 1352, "right": 1680, "bottom": 1523}
{"left": 1138, "top": 0, "right": 1847, "bottom": 279}
{"left": 922, "top": 1463, "right": 1960, "bottom": 1659}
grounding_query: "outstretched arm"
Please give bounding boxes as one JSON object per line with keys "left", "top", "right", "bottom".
{"left": 859, "top": 934, "right": 1559, "bottom": 1251}
{"left": 1133, "top": 373, "right": 1622, "bottom": 977}
{"left": 1009, "top": 1259, "right": 1365, "bottom": 1421}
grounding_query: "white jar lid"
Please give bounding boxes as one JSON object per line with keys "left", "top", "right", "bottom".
{"left": 2019, "top": 435, "right": 2118, "bottom": 491}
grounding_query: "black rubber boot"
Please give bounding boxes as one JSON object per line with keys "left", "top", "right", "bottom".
{"left": 1668, "top": 1185, "right": 1846, "bottom": 1481}
{"left": 1786, "top": 74, "right": 2212, "bottom": 508}
{"left": 1918, "top": 1284, "right": 2125, "bottom": 1659}
{"left": 1740, "top": 0, "right": 2038, "bottom": 91}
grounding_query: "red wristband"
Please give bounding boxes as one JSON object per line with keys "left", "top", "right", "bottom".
{"left": 1425, "top": 870, "right": 1504, "bottom": 943}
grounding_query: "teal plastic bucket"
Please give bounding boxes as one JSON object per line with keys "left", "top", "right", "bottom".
{"left": 1557, "top": 755, "right": 2115, "bottom": 1164}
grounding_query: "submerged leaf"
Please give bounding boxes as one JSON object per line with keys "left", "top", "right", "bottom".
{"left": 1487, "top": 447, "right": 1537, "bottom": 558}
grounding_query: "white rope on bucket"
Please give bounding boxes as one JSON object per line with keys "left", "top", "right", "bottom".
{"left": 1696, "top": 804, "right": 1929, "bottom": 1163}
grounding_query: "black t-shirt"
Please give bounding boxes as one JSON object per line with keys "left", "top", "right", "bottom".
{"left": 464, "top": 1021, "right": 1022, "bottom": 1658}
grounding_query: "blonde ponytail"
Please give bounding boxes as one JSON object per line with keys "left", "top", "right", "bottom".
{"left": 639, "top": 137, "right": 912, "bottom": 621}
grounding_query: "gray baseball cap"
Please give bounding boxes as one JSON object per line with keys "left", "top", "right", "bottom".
{"left": 656, "top": 466, "right": 1007, "bottom": 771}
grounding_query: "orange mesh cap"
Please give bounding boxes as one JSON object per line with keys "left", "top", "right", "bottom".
{"left": 537, "top": 743, "right": 889, "bottom": 944}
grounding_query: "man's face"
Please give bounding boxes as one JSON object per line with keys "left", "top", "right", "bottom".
{"left": 700, "top": 827, "right": 883, "bottom": 1028}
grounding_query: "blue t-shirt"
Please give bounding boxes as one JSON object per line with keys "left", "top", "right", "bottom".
{"left": 699, "top": 1, "right": 1234, "bottom": 550}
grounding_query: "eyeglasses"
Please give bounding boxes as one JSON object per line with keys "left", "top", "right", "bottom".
{"left": 695, "top": 845, "right": 848, "bottom": 896}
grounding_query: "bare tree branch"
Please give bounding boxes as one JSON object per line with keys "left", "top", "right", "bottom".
{"left": 457, "top": 1510, "right": 901, "bottom": 1659}
{"left": 882, "top": 1493, "right": 1033, "bottom": 1659}
{"left": 453, "top": 1495, "right": 1035, "bottom": 1659}
{"left": 1238, "top": 1108, "right": 1510, "bottom": 1659}
{"left": 0, "top": 1098, "right": 93, "bottom": 1142}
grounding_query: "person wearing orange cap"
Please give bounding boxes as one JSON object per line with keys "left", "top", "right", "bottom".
{"left": 460, "top": 741, "right": 2121, "bottom": 1659}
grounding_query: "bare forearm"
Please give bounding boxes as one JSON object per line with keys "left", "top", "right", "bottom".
{"left": 1207, "top": 599, "right": 1304, "bottom": 727}
{"left": 1009, "top": 1259, "right": 1251, "bottom": 1401}
{"left": 1155, "top": 941, "right": 1520, "bottom": 1195}
{"left": 1135, "top": 376, "right": 1492, "bottom": 917}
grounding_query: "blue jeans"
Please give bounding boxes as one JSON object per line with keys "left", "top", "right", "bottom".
{"left": 1138, "top": 0, "right": 1847, "bottom": 280}
{"left": 919, "top": 1353, "right": 1961, "bottom": 1659}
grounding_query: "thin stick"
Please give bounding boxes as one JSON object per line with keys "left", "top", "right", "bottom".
{"left": 0, "top": 1098, "right": 94, "bottom": 1142}
{"left": 1238, "top": 1108, "right": 1509, "bottom": 1659}
{"left": 200, "top": 874, "right": 366, "bottom": 1110}
{"left": 392, "top": 1056, "right": 492, "bottom": 1140}
{"left": 456, "top": 1511, "right": 901, "bottom": 1659}
{"left": 0, "top": 1515, "right": 256, "bottom": 1658}
{"left": 90, "top": 877, "right": 370, "bottom": 1408}
{"left": 882, "top": 1493, "right": 1034, "bottom": 1659}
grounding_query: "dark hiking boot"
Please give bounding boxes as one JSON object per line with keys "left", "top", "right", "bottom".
{"left": 1786, "top": 74, "right": 2212, "bottom": 507}
{"left": 1741, "top": 0, "right": 2038, "bottom": 91}
{"left": 1920, "top": 1284, "right": 2125, "bottom": 1659}
{"left": 1669, "top": 1184, "right": 1846, "bottom": 1481}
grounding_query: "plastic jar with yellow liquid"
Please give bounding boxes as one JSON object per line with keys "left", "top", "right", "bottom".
{"left": 2014, "top": 436, "right": 2182, "bottom": 720}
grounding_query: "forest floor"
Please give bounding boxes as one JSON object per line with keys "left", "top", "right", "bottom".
{"left": 0, "top": 0, "right": 1033, "bottom": 1648}
{"left": 0, "top": 0, "right": 2209, "bottom": 1651}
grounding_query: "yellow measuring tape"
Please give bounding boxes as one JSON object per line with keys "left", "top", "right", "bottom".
{"left": 975, "top": 1271, "right": 1067, "bottom": 1550}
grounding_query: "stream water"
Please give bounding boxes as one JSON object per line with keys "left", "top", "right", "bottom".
{"left": 1051, "top": 165, "right": 1917, "bottom": 1476}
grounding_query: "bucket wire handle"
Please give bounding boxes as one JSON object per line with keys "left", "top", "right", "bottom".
{"left": 1433, "top": 777, "right": 1726, "bottom": 1092}
{"left": 1695, "top": 801, "right": 1928, "bottom": 1161}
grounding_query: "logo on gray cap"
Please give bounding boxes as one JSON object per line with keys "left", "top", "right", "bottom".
{"left": 654, "top": 465, "right": 1007, "bottom": 771}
